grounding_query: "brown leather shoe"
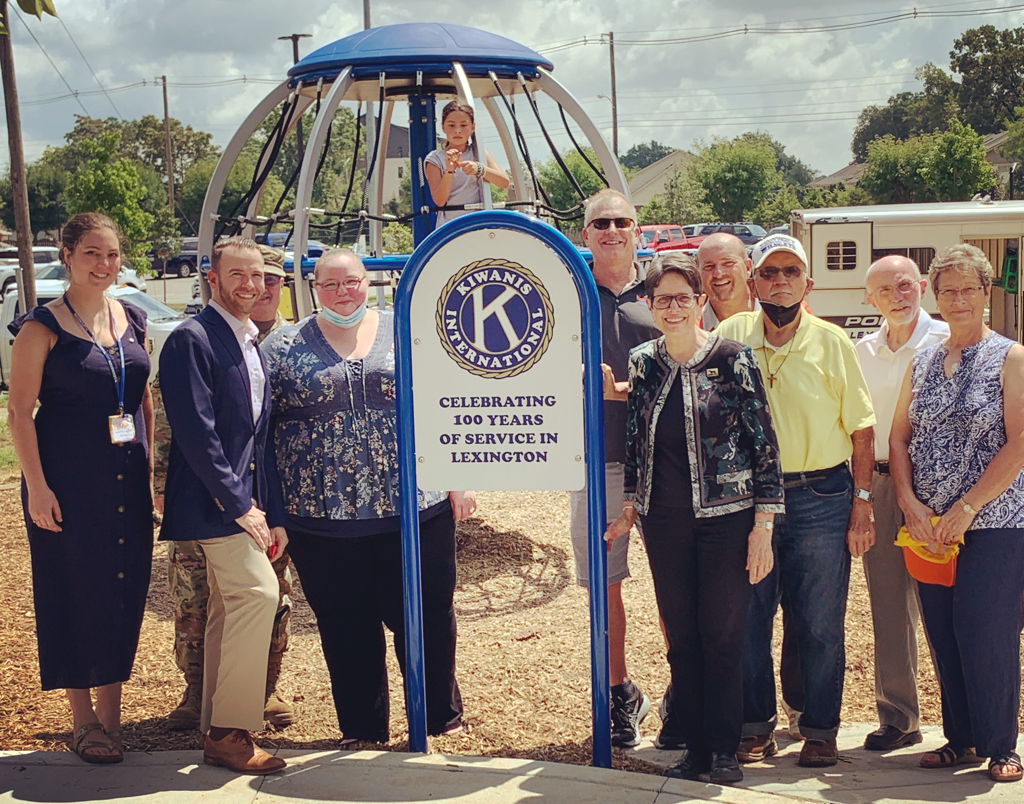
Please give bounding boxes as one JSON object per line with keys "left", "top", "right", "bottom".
{"left": 737, "top": 733, "right": 777, "bottom": 763}
{"left": 203, "top": 729, "right": 286, "bottom": 775}
{"left": 798, "top": 738, "right": 839, "bottom": 767}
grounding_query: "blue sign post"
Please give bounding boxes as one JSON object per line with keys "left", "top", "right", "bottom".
{"left": 394, "top": 210, "right": 611, "bottom": 767}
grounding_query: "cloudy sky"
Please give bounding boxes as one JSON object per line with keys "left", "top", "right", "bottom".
{"left": 3, "top": 0, "right": 1023, "bottom": 182}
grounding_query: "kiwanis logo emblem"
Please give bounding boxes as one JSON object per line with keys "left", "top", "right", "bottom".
{"left": 436, "top": 259, "right": 555, "bottom": 379}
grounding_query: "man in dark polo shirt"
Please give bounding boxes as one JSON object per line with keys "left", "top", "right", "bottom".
{"left": 574, "top": 188, "right": 661, "bottom": 746}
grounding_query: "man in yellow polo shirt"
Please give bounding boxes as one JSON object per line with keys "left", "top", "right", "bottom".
{"left": 716, "top": 234, "right": 876, "bottom": 769}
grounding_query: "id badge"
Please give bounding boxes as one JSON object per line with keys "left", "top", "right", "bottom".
{"left": 109, "top": 414, "right": 136, "bottom": 444}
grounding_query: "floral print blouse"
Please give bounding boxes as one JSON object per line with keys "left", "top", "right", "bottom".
{"left": 261, "top": 312, "right": 447, "bottom": 531}
{"left": 909, "top": 332, "right": 1024, "bottom": 529}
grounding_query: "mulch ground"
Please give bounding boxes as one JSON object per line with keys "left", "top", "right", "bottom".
{"left": 1, "top": 483, "right": 1013, "bottom": 773}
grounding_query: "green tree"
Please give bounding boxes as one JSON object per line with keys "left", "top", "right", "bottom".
{"left": 637, "top": 196, "right": 671, "bottom": 225}
{"left": 737, "top": 132, "right": 815, "bottom": 186}
{"left": 858, "top": 134, "right": 938, "bottom": 204}
{"left": 382, "top": 222, "right": 413, "bottom": 253}
{"left": 951, "top": 25, "right": 1024, "bottom": 135}
{"left": 0, "top": 159, "right": 66, "bottom": 233}
{"left": 537, "top": 147, "right": 613, "bottom": 213}
{"left": 920, "top": 118, "right": 997, "bottom": 201}
{"left": 658, "top": 163, "right": 713, "bottom": 224}
{"left": 178, "top": 153, "right": 284, "bottom": 232}
{"left": 64, "top": 132, "right": 153, "bottom": 269}
{"left": 851, "top": 94, "right": 918, "bottom": 163}
{"left": 620, "top": 140, "right": 674, "bottom": 171}
{"left": 687, "top": 136, "right": 779, "bottom": 222}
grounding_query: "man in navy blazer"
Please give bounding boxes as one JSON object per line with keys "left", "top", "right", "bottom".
{"left": 159, "top": 236, "right": 287, "bottom": 775}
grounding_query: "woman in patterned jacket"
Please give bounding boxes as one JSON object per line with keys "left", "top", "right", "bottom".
{"left": 605, "top": 251, "right": 784, "bottom": 784}
{"left": 890, "top": 244, "right": 1024, "bottom": 783}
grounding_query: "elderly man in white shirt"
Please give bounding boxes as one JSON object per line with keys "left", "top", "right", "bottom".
{"left": 855, "top": 254, "right": 948, "bottom": 752}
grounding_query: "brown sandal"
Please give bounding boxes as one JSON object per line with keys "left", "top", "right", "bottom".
{"left": 919, "top": 743, "right": 982, "bottom": 769}
{"left": 990, "top": 753, "right": 1023, "bottom": 782}
{"left": 70, "top": 722, "right": 123, "bottom": 764}
{"left": 106, "top": 728, "right": 126, "bottom": 753}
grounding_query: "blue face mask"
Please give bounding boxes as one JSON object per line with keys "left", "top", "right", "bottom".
{"left": 321, "top": 302, "right": 367, "bottom": 329}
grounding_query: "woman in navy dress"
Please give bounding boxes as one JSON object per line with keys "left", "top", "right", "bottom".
{"left": 8, "top": 212, "right": 154, "bottom": 764}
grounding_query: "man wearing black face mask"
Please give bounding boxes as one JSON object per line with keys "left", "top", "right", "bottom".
{"left": 715, "top": 234, "right": 876, "bottom": 769}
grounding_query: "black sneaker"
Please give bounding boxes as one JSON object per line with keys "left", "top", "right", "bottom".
{"left": 611, "top": 680, "right": 651, "bottom": 747}
{"left": 655, "top": 690, "right": 686, "bottom": 750}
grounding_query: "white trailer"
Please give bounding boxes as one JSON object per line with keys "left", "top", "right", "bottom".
{"left": 790, "top": 199, "right": 1024, "bottom": 342}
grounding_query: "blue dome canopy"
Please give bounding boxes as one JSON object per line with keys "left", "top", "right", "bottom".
{"left": 288, "top": 22, "right": 554, "bottom": 84}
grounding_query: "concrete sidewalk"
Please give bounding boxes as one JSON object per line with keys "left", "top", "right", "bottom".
{"left": 1, "top": 723, "right": 1020, "bottom": 803}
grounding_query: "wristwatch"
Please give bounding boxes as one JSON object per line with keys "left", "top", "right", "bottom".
{"left": 958, "top": 499, "right": 978, "bottom": 515}
{"left": 854, "top": 488, "right": 874, "bottom": 503}
{"left": 754, "top": 521, "right": 774, "bottom": 531}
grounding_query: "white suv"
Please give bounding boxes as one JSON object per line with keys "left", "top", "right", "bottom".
{"left": 0, "top": 246, "right": 61, "bottom": 297}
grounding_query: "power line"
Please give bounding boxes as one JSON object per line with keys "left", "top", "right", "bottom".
{"left": 57, "top": 16, "right": 121, "bottom": 118}
{"left": 535, "top": 2, "right": 1024, "bottom": 52}
{"left": 18, "top": 76, "right": 281, "bottom": 108}
{"left": 11, "top": 6, "right": 90, "bottom": 117}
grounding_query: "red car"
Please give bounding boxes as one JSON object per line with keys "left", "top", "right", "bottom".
{"left": 638, "top": 224, "right": 697, "bottom": 252}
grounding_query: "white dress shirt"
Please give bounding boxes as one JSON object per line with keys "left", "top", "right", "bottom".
{"left": 855, "top": 310, "right": 949, "bottom": 461}
{"left": 209, "top": 298, "right": 265, "bottom": 421}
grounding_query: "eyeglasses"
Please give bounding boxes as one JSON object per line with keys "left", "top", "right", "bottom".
{"left": 757, "top": 265, "right": 804, "bottom": 280}
{"left": 652, "top": 293, "right": 699, "bottom": 309}
{"left": 588, "top": 217, "right": 635, "bottom": 230}
{"left": 316, "top": 278, "right": 366, "bottom": 294}
{"left": 263, "top": 275, "right": 283, "bottom": 287}
{"left": 937, "top": 286, "right": 985, "bottom": 302}
{"left": 869, "top": 280, "right": 916, "bottom": 300}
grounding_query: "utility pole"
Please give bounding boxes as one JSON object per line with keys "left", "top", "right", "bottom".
{"left": 0, "top": 0, "right": 37, "bottom": 309}
{"left": 278, "top": 34, "right": 311, "bottom": 163}
{"left": 160, "top": 76, "right": 175, "bottom": 210}
{"left": 363, "top": 0, "right": 370, "bottom": 28}
{"left": 608, "top": 31, "right": 618, "bottom": 158}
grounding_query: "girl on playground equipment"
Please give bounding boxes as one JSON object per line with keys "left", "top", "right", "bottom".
{"left": 425, "top": 100, "right": 509, "bottom": 226}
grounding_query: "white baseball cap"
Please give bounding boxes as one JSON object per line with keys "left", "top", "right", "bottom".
{"left": 752, "top": 234, "right": 808, "bottom": 271}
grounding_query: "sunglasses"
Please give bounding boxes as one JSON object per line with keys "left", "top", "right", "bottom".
{"left": 756, "top": 265, "right": 804, "bottom": 280}
{"left": 263, "top": 275, "right": 283, "bottom": 287}
{"left": 588, "top": 217, "right": 635, "bottom": 230}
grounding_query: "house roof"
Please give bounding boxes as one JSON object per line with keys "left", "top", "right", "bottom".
{"left": 627, "top": 150, "right": 693, "bottom": 207}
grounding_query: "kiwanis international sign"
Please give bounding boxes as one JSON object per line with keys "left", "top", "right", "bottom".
{"left": 405, "top": 223, "right": 587, "bottom": 490}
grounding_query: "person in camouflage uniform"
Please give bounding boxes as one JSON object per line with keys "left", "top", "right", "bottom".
{"left": 154, "top": 245, "right": 295, "bottom": 730}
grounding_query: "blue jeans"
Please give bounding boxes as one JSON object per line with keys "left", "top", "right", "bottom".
{"left": 918, "top": 527, "right": 1024, "bottom": 759}
{"left": 743, "top": 465, "right": 852, "bottom": 742}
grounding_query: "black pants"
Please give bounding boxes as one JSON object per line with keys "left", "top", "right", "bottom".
{"left": 641, "top": 505, "right": 754, "bottom": 754}
{"left": 287, "top": 511, "right": 463, "bottom": 740}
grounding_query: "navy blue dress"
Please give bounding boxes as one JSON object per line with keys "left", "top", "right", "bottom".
{"left": 10, "top": 303, "right": 153, "bottom": 690}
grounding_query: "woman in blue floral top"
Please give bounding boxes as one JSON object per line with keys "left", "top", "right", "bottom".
{"left": 891, "top": 244, "right": 1024, "bottom": 783}
{"left": 262, "top": 249, "right": 474, "bottom": 744}
{"left": 605, "top": 252, "right": 784, "bottom": 784}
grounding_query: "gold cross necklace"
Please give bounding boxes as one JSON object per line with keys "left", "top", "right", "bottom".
{"left": 760, "top": 333, "right": 796, "bottom": 389}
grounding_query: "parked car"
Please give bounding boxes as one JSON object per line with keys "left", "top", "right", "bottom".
{"left": 0, "top": 282, "right": 184, "bottom": 387}
{"left": 639, "top": 224, "right": 701, "bottom": 254}
{"left": 767, "top": 224, "right": 790, "bottom": 237}
{"left": 156, "top": 237, "right": 199, "bottom": 278}
{"left": 0, "top": 246, "right": 61, "bottom": 297}
{"left": 687, "top": 222, "right": 768, "bottom": 247}
{"left": 34, "top": 261, "right": 147, "bottom": 292}
{"left": 683, "top": 223, "right": 709, "bottom": 238}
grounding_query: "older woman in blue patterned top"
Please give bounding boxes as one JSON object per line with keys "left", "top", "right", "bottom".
{"left": 262, "top": 248, "right": 474, "bottom": 744}
{"left": 605, "top": 252, "right": 784, "bottom": 784}
{"left": 891, "top": 244, "right": 1024, "bottom": 783}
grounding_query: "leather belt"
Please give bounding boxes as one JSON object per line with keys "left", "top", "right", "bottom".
{"left": 875, "top": 461, "right": 890, "bottom": 475}
{"left": 782, "top": 463, "right": 845, "bottom": 489}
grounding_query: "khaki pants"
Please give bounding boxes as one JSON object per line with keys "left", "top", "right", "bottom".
{"left": 197, "top": 531, "right": 278, "bottom": 733}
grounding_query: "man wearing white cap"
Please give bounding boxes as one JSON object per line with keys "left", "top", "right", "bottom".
{"left": 855, "top": 255, "right": 947, "bottom": 752}
{"left": 716, "top": 234, "right": 876, "bottom": 768}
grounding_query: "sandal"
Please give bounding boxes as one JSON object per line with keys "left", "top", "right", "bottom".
{"left": 990, "top": 753, "right": 1024, "bottom": 782}
{"left": 70, "top": 722, "right": 123, "bottom": 764}
{"left": 919, "top": 743, "right": 983, "bottom": 768}
{"left": 106, "top": 728, "right": 125, "bottom": 753}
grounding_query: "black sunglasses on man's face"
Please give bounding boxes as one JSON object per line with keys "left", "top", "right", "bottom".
{"left": 588, "top": 217, "right": 635, "bottom": 230}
